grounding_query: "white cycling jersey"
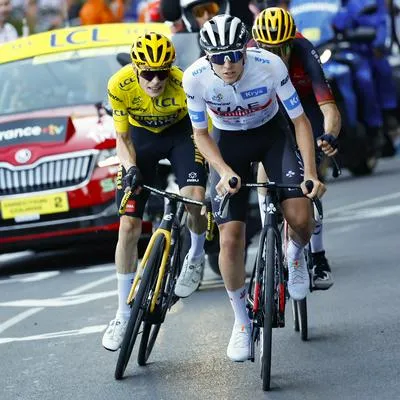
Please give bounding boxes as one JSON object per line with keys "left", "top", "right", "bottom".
{"left": 182, "top": 48, "right": 304, "bottom": 131}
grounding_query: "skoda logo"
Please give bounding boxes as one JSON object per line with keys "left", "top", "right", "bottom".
{"left": 15, "top": 149, "right": 32, "bottom": 164}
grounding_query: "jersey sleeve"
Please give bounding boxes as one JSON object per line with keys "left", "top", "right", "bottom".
{"left": 182, "top": 69, "right": 208, "bottom": 130}
{"left": 272, "top": 56, "right": 304, "bottom": 119}
{"left": 107, "top": 77, "right": 129, "bottom": 133}
{"left": 295, "top": 37, "right": 335, "bottom": 105}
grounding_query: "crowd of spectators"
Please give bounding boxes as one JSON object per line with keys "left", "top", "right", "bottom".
{"left": 0, "top": 0, "right": 267, "bottom": 44}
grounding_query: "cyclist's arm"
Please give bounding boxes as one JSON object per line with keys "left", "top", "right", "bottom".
{"left": 273, "top": 57, "right": 318, "bottom": 179}
{"left": 292, "top": 114, "right": 318, "bottom": 179}
{"left": 182, "top": 69, "right": 237, "bottom": 188}
{"left": 107, "top": 85, "right": 136, "bottom": 170}
{"left": 295, "top": 36, "right": 341, "bottom": 137}
{"left": 320, "top": 102, "right": 341, "bottom": 138}
{"left": 192, "top": 127, "right": 232, "bottom": 177}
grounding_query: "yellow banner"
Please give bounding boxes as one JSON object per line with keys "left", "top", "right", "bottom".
{"left": 1, "top": 192, "right": 69, "bottom": 219}
{"left": 0, "top": 23, "right": 171, "bottom": 65}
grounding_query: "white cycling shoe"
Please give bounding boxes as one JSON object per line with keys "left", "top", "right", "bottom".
{"left": 102, "top": 318, "right": 128, "bottom": 351}
{"left": 287, "top": 256, "right": 310, "bottom": 301}
{"left": 174, "top": 253, "right": 205, "bottom": 298}
{"left": 227, "top": 323, "right": 251, "bottom": 362}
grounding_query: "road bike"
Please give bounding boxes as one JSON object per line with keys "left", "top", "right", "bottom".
{"left": 114, "top": 185, "right": 207, "bottom": 380}
{"left": 218, "top": 178, "right": 322, "bottom": 391}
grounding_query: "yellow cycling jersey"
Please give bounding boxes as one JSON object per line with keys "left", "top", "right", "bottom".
{"left": 107, "top": 64, "right": 188, "bottom": 134}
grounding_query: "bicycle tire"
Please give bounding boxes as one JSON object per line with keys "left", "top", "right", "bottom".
{"left": 261, "top": 228, "right": 277, "bottom": 391}
{"left": 297, "top": 298, "right": 308, "bottom": 341}
{"left": 137, "top": 322, "right": 162, "bottom": 366}
{"left": 292, "top": 299, "right": 300, "bottom": 332}
{"left": 114, "top": 235, "right": 164, "bottom": 380}
{"left": 138, "top": 221, "right": 184, "bottom": 366}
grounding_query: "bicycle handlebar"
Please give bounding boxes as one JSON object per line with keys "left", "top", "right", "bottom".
{"left": 119, "top": 184, "right": 205, "bottom": 216}
{"left": 217, "top": 179, "right": 323, "bottom": 220}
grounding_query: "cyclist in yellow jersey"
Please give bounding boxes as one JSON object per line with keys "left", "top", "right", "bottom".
{"left": 103, "top": 33, "right": 208, "bottom": 352}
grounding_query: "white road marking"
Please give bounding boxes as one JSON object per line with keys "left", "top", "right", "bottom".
{"left": 75, "top": 265, "right": 115, "bottom": 274}
{"left": 0, "top": 308, "right": 44, "bottom": 334}
{"left": 0, "top": 324, "right": 107, "bottom": 344}
{"left": 0, "top": 290, "right": 117, "bottom": 307}
{"left": 326, "top": 224, "right": 362, "bottom": 235}
{"left": 0, "top": 271, "right": 60, "bottom": 285}
{"left": 64, "top": 274, "right": 115, "bottom": 296}
{"left": 325, "top": 205, "right": 400, "bottom": 223}
{"left": 326, "top": 191, "right": 400, "bottom": 217}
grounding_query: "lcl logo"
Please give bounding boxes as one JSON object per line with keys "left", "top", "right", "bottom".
{"left": 15, "top": 148, "right": 32, "bottom": 164}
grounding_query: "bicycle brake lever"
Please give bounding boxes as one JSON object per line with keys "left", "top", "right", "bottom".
{"left": 313, "top": 198, "right": 323, "bottom": 220}
{"left": 217, "top": 192, "right": 231, "bottom": 219}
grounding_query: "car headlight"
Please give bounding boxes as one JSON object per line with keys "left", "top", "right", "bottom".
{"left": 97, "top": 148, "right": 119, "bottom": 168}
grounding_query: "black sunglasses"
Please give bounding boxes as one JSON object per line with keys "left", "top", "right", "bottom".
{"left": 139, "top": 69, "right": 170, "bottom": 81}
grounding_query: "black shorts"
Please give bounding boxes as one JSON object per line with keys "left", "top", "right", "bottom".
{"left": 210, "top": 111, "right": 304, "bottom": 225}
{"left": 116, "top": 115, "right": 207, "bottom": 219}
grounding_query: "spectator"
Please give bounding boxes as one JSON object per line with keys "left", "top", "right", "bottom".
{"left": 160, "top": 0, "right": 254, "bottom": 30}
{"left": 79, "top": 0, "right": 124, "bottom": 25}
{"left": 0, "top": 0, "right": 18, "bottom": 43}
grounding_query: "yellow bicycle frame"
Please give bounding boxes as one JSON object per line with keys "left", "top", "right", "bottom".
{"left": 126, "top": 227, "right": 171, "bottom": 313}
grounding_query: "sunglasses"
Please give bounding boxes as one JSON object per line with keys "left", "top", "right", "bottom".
{"left": 209, "top": 50, "right": 244, "bottom": 65}
{"left": 192, "top": 2, "right": 219, "bottom": 18}
{"left": 139, "top": 69, "right": 170, "bottom": 81}
{"left": 258, "top": 43, "right": 292, "bottom": 58}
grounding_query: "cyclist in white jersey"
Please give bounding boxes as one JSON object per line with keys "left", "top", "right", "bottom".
{"left": 182, "top": 14, "right": 326, "bottom": 362}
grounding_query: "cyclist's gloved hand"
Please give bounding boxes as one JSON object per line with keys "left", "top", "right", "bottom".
{"left": 122, "top": 165, "right": 143, "bottom": 194}
{"left": 317, "top": 133, "right": 338, "bottom": 157}
{"left": 216, "top": 170, "right": 241, "bottom": 196}
{"left": 301, "top": 177, "right": 326, "bottom": 199}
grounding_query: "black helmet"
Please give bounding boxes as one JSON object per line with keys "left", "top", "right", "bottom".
{"left": 199, "top": 14, "right": 250, "bottom": 53}
{"left": 180, "top": 0, "right": 229, "bottom": 33}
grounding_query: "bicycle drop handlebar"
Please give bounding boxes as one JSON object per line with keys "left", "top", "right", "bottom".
{"left": 217, "top": 178, "right": 323, "bottom": 220}
{"left": 119, "top": 185, "right": 205, "bottom": 216}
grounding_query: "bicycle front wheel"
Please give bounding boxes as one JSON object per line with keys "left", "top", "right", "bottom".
{"left": 261, "top": 228, "right": 278, "bottom": 391}
{"left": 114, "top": 235, "right": 164, "bottom": 380}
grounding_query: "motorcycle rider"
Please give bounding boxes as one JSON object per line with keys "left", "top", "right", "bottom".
{"left": 252, "top": 7, "right": 341, "bottom": 290}
{"left": 332, "top": 0, "right": 397, "bottom": 156}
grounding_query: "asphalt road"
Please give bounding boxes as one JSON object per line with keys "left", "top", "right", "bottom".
{"left": 1, "top": 157, "right": 400, "bottom": 400}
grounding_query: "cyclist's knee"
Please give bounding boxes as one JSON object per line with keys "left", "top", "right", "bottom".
{"left": 219, "top": 223, "right": 245, "bottom": 253}
{"left": 180, "top": 185, "right": 205, "bottom": 201}
{"left": 181, "top": 185, "right": 205, "bottom": 216}
{"left": 118, "top": 216, "right": 142, "bottom": 243}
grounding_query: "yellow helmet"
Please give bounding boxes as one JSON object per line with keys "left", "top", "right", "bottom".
{"left": 131, "top": 32, "right": 175, "bottom": 70}
{"left": 252, "top": 7, "right": 296, "bottom": 45}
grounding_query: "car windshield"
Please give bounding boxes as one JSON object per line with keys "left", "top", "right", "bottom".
{"left": 0, "top": 47, "right": 128, "bottom": 116}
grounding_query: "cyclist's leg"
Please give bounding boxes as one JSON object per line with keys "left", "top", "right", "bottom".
{"left": 302, "top": 99, "right": 334, "bottom": 288}
{"left": 262, "top": 112, "right": 313, "bottom": 300}
{"left": 210, "top": 127, "right": 261, "bottom": 361}
{"left": 103, "top": 126, "right": 165, "bottom": 351}
{"left": 167, "top": 116, "right": 208, "bottom": 297}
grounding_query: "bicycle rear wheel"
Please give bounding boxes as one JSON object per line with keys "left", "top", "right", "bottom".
{"left": 297, "top": 298, "right": 308, "bottom": 341}
{"left": 114, "top": 235, "right": 164, "bottom": 380}
{"left": 137, "top": 322, "right": 162, "bottom": 366}
{"left": 261, "top": 228, "right": 278, "bottom": 391}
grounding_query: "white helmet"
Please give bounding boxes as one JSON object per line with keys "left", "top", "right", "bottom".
{"left": 199, "top": 14, "right": 250, "bottom": 53}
